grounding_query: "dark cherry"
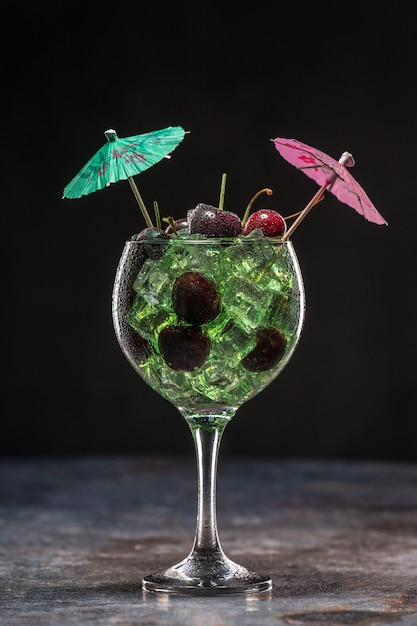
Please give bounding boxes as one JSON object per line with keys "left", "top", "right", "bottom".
{"left": 158, "top": 325, "right": 211, "bottom": 371}
{"left": 164, "top": 217, "right": 189, "bottom": 234}
{"left": 173, "top": 272, "right": 221, "bottom": 325}
{"left": 136, "top": 226, "right": 169, "bottom": 248}
{"left": 134, "top": 227, "right": 169, "bottom": 266}
{"left": 187, "top": 203, "right": 242, "bottom": 238}
{"left": 241, "top": 327, "right": 287, "bottom": 372}
{"left": 126, "top": 326, "right": 152, "bottom": 364}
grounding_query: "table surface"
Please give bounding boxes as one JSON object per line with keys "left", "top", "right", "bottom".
{"left": 0, "top": 455, "right": 416, "bottom": 625}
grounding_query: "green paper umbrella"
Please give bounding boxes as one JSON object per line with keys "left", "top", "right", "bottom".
{"left": 63, "top": 126, "right": 186, "bottom": 227}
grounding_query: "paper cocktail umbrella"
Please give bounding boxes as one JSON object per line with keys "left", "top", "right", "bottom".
{"left": 63, "top": 126, "right": 186, "bottom": 226}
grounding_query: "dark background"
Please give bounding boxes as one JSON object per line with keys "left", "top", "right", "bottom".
{"left": 2, "top": 1, "right": 415, "bottom": 461}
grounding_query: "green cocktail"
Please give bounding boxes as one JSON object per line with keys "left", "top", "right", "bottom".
{"left": 115, "top": 236, "right": 304, "bottom": 417}
{"left": 112, "top": 233, "right": 305, "bottom": 594}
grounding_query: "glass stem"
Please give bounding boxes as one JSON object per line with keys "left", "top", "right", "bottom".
{"left": 184, "top": 414, "right": 232, "bottom": 556}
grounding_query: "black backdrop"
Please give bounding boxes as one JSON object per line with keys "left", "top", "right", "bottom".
{"left": 3, "top": 1, "right": 416, "bottom": 460}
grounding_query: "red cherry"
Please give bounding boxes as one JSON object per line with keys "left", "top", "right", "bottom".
{"left": 242, "top": 209, "right": 287, "bottom": 237}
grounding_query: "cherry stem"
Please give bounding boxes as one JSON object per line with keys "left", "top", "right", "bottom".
{"left": 166, "top": 216, "right": 178, "bottom": 235}
{"left": 241, "top": 188, "right": 273, "bottom": 227}
{"left": 283, "top": 194, "right": 325, "bottom": 220}
{"left": 218, "top": 173, "right": 227, "bottom": 210}
{"left": 153, "top": 201, "right": 161, "bottom": 230}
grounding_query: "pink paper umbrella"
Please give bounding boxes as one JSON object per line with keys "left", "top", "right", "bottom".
{"left": 272, "top": 137, "right": 387, "bottom": 240}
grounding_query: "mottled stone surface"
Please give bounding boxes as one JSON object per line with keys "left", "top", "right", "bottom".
{"left": 0, "top": 456, "right": 416, "bottom": 625}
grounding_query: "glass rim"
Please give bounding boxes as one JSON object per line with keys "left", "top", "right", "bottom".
{"left": 125, "top": 236, "right": 290, "bottom": 245}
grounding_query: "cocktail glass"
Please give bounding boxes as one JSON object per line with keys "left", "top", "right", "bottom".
{"left": 112, "top": 235, "right": 305, "bottom": 594}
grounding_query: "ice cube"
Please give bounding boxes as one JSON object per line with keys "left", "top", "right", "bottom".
{"left": 222, "top": 277, "right": 274, "bottom": 333}
{"left": 126, "top": 297, "right": 175, "bottom": 343}
{"left": 193, "top": 358, "right": 256, "bottom": 404}
{"left": 211, "top": 321, "right": 256, "bottom": 368}
{"left": 223, "top": 239, "right": 278, "bottom": 277}
{"left": 269, "top": 291, "right": 302, "bottom": 340}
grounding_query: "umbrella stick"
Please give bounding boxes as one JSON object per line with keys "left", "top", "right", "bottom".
{"left": 282, "top": 183, "right": 328, "bottom": 242}
{"left": 127, "top": 177, "right": 154, "bottom": 228}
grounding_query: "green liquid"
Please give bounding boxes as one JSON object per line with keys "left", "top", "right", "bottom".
{"left": 118, "top": 237, "right": 304, "bottom": 412}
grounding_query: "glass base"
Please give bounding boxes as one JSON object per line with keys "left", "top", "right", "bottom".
{"left": 142, "top": 553, "right": 272, "bottom": 595}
